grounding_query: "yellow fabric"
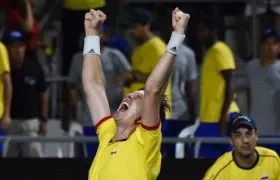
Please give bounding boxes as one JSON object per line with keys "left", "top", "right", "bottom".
{"left": 203, "top": 147, "right": 280, "bottom": 180}
{"left": 64, "top": 0, "right": 105, "bottom": 10}
{"left": 0, "top": 42, "right": 10, "bottom": 118}
{"left": 88, "top": 117, "right": 162, "bottom": 180}
{"left": 200, "top": 41, "right": 239, "bottom": 122}
{"left": 125, "top": 37, "right": 172, "bottom": 119}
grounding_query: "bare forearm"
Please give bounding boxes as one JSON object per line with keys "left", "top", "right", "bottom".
{"left": 220, "top": 85, "right": 233, "bottom": 122}
{"left": 145, "top": 53, "right": 175, "bottom": 93}
{"left": 66, "top": 88, "right": 77, "bottom": 120}
{"left": 2, "top": 74, "right": 12, "bottom": 117}
{"left": 82, "top": 55, "right": 105, "bottom": 94}
{"left": 23, "top": 2, "right": 34, "bottom": 32}
{"left": 40, "top": 93, "right": 48, "bottom": 117}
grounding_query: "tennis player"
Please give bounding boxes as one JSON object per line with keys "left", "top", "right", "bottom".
{"left": 82, "top": 8, "right": 189, "bottom": 180}
{"left": 203, "top": 113, "right": 280, "bottom": 180}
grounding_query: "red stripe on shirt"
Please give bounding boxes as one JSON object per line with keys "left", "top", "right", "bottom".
{"left": 94, "top": 115, "right": 113, "bottom": 130}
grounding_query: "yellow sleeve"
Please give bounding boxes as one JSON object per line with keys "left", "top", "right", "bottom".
{"left": 0, "top": 42, "right": 10, "bottom": 75}
{"left": 94, "top": 115, "right": 116, "bottom": 145}
{"left": 203, "top": 165, "right": 217, "bottom": 180}
{"left": 142, "top": 43, "right": 165, "bottom": 73}
{"left": 214, "top": 47, "right": 235, "bottom": 71}
{"left": 135, "top": 123, "right": 162, "bottom": 163}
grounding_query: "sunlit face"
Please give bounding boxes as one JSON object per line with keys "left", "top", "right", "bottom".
{"left": 113, "top": 91, "right": 145, "bottom": 126}
{"left": 260, "top": 35, "right": 280, "bottom": 60}
{"left": 229, "top": 126, "right": 258, "bottom": 158}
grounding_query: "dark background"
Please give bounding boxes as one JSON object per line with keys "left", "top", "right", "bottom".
{"left": 0, "top": 158, "right": 215, "bottom": 180}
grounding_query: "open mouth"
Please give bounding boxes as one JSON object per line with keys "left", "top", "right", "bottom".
{"left": 119, "top": 102, "right": 129, "bottom": 112}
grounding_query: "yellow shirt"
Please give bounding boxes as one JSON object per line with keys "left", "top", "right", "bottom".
{"left": 64, "top": 0, "right": 105, "bottom": 10}
{"left": 125, "top": 37, "right": 172, "bottom": 118}
{"left": 88, "top": 115, "right": 162, "bottom": 180}
{"left": 200, "top": 41, "right": 239, "bottom": 122}
{"left": 203, "top": 146, "right": 280, "bottom": 180}
{"left": 0, "top": 42, "right": 10, "bottom": 118}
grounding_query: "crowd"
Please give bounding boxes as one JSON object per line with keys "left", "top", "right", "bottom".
{"left": 0, "top": 0, "right": 280, "bottom": 159}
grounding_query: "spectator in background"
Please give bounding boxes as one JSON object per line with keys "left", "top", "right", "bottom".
{"left": 0, "top": 42, "right": 12, "bottom": 155}
{"left": 122, "top": 8, "right": 172, "bottom": 119}
{"left": 63, "top": 25, "right": 131, "bottom": 157}
{"left": 171, "top": 43, "right": 197, "bottom": 122}
{"left": 5, "top": 0, "right": 40, "bottom": 59}
{"left": 193, "top": 12, "right": 239, "bottom": 158}
{"left": 246, "top": 29, "right": 280, "bottom": 135}
{"left": 62, "top": 0, "right": 106, "bottom": 76}
{"left": 2, "top": 31, "right": 48, "bottom": 157}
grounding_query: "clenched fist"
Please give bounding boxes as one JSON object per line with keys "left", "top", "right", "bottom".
{"left": 172, "top": 8, "right": 190, "bottom": 34}
{"left": 84, "top": 9, "right": 107, "bottom": 36}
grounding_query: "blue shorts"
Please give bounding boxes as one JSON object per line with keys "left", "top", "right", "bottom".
{"left": 191, "top": 122, "right": 233, "bottom": 158}
{"left": 83, "top": 126, "right": 98, "bottom": 158}
{"left": 0, "top": 129, "right": 5, "bottom": 152}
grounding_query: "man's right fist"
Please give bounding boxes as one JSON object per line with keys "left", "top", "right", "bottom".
{"left": 84, "top": 9, "right": 107, "bottom": 36}
{"left": 172, "top": 7, "right": 190, "bottom": 35}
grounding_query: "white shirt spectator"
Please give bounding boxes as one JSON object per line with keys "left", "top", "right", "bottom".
{"left": 171, "top": 44, "right": 198, "bottom": 120}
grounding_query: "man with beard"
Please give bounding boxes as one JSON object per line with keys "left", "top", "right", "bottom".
{"left": 203, "top": 113, "right": 280, "bottom": 180}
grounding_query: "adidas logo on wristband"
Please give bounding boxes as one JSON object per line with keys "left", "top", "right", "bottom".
{"left": 170, "top": 46, "right": 177, "bottom": 52}
{"left": 88, "top": 49, "right": 95, "bottom": 54}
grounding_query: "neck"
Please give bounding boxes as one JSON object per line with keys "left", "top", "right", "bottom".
{"left": 113, "top": 126, "right": 135, "bottom": 141}
{"left": 204, "top": 37, "right": 217, "bottom": 49}
{"left": 234, "top": 150, "right": 258, "bottom": 169}
{"left": 260, "top": 57, "right": 277, "bottom": 66}
{"left": 142, "top": 31, "right": 154, "bottom": 42}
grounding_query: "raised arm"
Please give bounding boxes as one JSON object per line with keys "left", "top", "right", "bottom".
{"left": 142, "top": 8, "right": 190, "bottom": 127}
{"left": 82, "top": 10, "right": 110, "bottom": 126}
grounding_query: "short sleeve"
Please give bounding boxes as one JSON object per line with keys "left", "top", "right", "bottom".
{"left": 135, "top": 123, "right": 162, "bottom": 163}
{"left": 94, "top": 115, "right": 116, "bottom": 145}
{"left": 68, "top": 53, "right": 82, "bottom": 86}
{"left": 185, "top": 50, "right": 198, "bottom": 81}
{"left": 214, "top": 48, "right": 235, "bottom": 72}
{"left": 144, "top": 45, "right": 165, "bottom": 73}
{"left": 0, "top": 43, "right": 10, "bottom": 75}
{"left": 112, "top": 49, "right": 131, "bottom": 73}
{"left": 36, "top": 63, "right": 48, "bottom": 93}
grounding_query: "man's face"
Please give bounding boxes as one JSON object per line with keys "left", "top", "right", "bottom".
{"left": 114, "top": 91, "right": 144, "bottom": 126}
{"left": 7, "top": 41, "right": 26, "bottom": 69}
{"left": 260, "top": 35, "right": 280, "bottom": 59}
{"left": 229, "top": 127, "right": 258, "bottom": 158}
{"left": 196, "top": 22, "right": 210, "bottom": 44}
{"left": 129, "top": 24, "right": 144, "bottom": 40}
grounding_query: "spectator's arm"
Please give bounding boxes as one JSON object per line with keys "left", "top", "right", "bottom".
{"left": 184, "top": 51, "right": 198, "bottom": 122}
{"left": 20, "top": 0, "right": 34, "bottom": 32}
{"left": 36, "top": 63, "right": 48, "bottom": 121}
{"left": 215, "top": 50, "right": 235, "bottom": 135}
{"left": 0, "top": 43, "right": 12, "bottom": 119}
{"left": 65, "top": 55, "right": 81, "bottom": 127}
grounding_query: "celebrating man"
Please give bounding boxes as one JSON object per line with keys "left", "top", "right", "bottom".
{"left": 82, "top": 8, "right": 189, "bottom": 180}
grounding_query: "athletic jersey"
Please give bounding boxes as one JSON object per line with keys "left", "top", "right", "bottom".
{"left": 125, "top": 37, "right": 172, "bottom": 118}
{"left": 88, "top": 115, "right": 162, "bottom": 180}
{"left": 203, "top": 146, "right": 280, "bottom": 180}
{"left": 0, "top": 42, "right": 10, "bottom": 118}
{"left": 200, "top": 41, "right": 239, "bottom": 122}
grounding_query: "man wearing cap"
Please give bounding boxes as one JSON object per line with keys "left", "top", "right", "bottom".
{"left": 2, "top": 31, "right": 48, "bottom": 157}
{"left": 0, "top": 41, "right": 12, "bottom": 155}
{"left": 63, "top": 25, "right": 131, "bottom": 157}
{"left": 203, "top": 113, "right": 280, "bottom": 180}
{"left": 245, "top": 29, "right": 280, "bottom": 136}
{"left": 122, "top": 8, "right": 172, "bottom": 119}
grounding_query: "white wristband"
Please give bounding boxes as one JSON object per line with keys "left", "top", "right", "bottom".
{"left": 83, "top": 36, "right": 101, "bottom": 56}
{"left": 166, "top": 32, "right": 186, "bottom": 55}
